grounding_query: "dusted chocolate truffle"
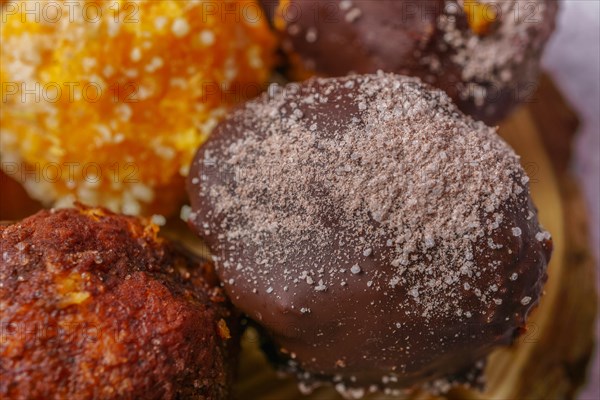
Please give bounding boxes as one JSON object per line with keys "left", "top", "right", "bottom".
{"left": 187, "top": 73, "right": 552, "bottom": 396}
{"left": 266, "top": 0, "right": 557, "bottom": 124}
{"left": 0, "top": 206, "right": 237, "bottom": 399}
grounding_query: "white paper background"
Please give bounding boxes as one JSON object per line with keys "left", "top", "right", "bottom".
{"left": 542, "top": 1, "right": 600, "bottom": 399}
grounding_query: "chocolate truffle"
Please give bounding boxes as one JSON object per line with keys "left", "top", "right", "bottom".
{"left": 266, "top": 0, "right": 557, "bottom": 124}
{"left": 187, "top": 73, "right": 552, "bottom": 396}
{"left": 0, "top": 206, "right": 237, "bottom": 399}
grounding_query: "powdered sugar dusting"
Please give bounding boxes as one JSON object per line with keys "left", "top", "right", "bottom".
{"left": 190, "top": 73, "right": 542, "bottom": 322}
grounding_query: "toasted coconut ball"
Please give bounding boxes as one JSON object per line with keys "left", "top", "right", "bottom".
{"left": 0, "top": 205, "right": 238, "bottom": 399}
{"left": 0, "top": 0, "right": 276, "bottom": 216}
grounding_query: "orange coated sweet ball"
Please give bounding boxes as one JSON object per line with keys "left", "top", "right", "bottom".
{"left": 0, "top": 0, "right": 276, "bottom": 216}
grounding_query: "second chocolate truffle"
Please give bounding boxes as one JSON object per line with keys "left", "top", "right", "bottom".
{"left": 265, "top": 0, "right": 557, "bottom": 124}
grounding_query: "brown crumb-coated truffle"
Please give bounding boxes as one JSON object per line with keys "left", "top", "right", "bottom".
{"left": 264, "top": 0, "right": 558, "bottom": 124}
{"left": 187, "top": 73, "right": 552, "bottom": 397}
{"left": 0, "top": 206, "right": 238, "bottom": 399}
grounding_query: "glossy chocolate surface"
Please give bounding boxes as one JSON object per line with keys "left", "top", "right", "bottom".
{"left": 187, "top": 74, "right": 552, "bottom": 392}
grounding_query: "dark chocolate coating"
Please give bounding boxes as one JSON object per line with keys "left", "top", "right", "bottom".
{"left": 275, "top": 0, "right": 443, "bottom": 76}
{"left": 187, "top": 74, "right": 552, "bottom": 392}
{"left": 265, "top": 0, "right": 558, "bottom": 124}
